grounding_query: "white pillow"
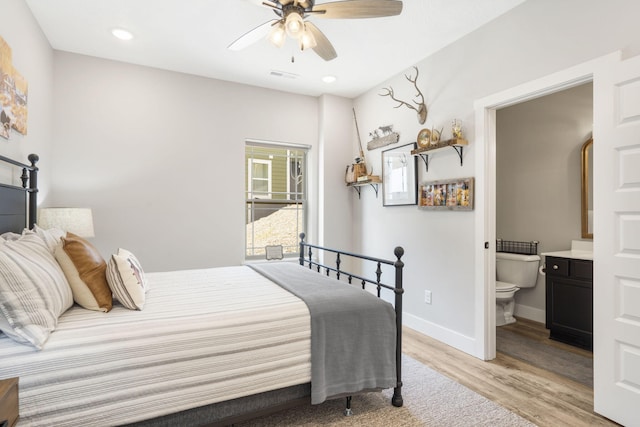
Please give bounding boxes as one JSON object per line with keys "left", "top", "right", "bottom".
{"left": 31, "top": 224, "right": 66, "bottom": 253}
{"left": 0, "top": 233, "right": 73, "bottom": 349}
{"left": 106, "top": 248, "right": 148, "bottom": 310}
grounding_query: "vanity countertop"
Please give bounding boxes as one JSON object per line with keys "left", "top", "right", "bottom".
{"left": 541, "top": 240, "right": 593, "bottom": 260}
{"left": 541, "top": 250, "right": 593, "bottom": 261}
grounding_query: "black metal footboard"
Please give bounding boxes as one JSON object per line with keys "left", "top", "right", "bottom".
{"left": 298, "top": 232, "right": 404, "bottom": 408}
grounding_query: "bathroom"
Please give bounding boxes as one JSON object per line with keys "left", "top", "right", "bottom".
{"left": 494, "top": 82, "right": 594, "bottom": 370}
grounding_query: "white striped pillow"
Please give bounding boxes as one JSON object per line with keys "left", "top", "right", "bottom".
{"left": 106, "top": 248, "right": 148, "bottom": 310}
{"left": 0, "top": 233, "right": 73, "bottom": 349}
{"left": 32, "top": 224, "right": 66, "bottom": 253}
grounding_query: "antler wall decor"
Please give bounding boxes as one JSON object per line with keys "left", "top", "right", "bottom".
{"left": 379, "top": 66, "right": 427, "bottom": 124}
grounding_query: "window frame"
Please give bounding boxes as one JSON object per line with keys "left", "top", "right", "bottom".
{"left": 245, "top": 140, "right": 309, "bottom": 260}
{"left": 247, "top": 157, "right": 272, "bottom": 200}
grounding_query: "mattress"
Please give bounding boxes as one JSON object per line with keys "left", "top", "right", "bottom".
{"left": 0, "top": 266, "right": 312, "bottom": 426}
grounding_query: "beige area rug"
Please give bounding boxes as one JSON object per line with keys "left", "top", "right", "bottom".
{"left": 237, "top": 355, "right": 535, "bottom": 426}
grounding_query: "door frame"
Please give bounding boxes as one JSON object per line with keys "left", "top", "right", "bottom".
{"left": 473, "top": 51, "right": 621, "bottom": 360}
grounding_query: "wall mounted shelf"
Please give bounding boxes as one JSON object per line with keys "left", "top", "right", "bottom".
{"left": 411, "top": 138, "right": 468, "bottom": 172}
{"left": 347, "top": 177, "right": 381, "bottom": 199}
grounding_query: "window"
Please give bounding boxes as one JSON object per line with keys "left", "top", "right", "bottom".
{"left": 247, "top": 158, "right": 272, "bottom": 199}
{"left": 245, "top": 141, "right": 307, "bottom": 258}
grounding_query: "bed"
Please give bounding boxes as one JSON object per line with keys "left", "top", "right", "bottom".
{"left": 0, "top": 153, "right": 404, "bottom": 426}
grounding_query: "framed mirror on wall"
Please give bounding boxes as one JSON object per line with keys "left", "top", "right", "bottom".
{"left": 581, "top": 137, "right": 593, "bottom": 239}
{"left": 382, "top": 143, "right": 418, "bottom": 206}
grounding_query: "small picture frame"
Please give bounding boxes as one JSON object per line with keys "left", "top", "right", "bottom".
{"left": 382, "top": 143, "right": 418, "bottom": 206}
{"left": 419, "top": 177, "right": 474, "bottom": 210}
{"left": 265, "top": 245, "right": 284, "bottom": 260}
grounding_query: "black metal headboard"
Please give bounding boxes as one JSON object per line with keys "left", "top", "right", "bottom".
{"left": 0, "top": 153, "right": 39, "bottom": 233}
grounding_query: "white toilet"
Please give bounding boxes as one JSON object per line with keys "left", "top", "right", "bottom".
{"left": 495, "top": 252, "right": 541, "bottom": 326}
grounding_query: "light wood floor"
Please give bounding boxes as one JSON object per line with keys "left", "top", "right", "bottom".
{"left": 403, "top": 319, "right": 619, "bottom": 427}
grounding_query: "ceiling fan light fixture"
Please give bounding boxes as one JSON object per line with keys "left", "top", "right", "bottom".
{"left": 233, "top": 0, "right": 403, "bottom": 61}
{"left": 285, "top": 12, "right": 304, "bottom": 39}
{"left": 299, "top": 24, "right": 317, "bottom": 51}
{"left": 268, "top": 21, "right": 286, "bottom": 48}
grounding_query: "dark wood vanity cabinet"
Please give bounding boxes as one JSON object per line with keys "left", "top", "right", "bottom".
{"left": 545, "top": 256, "right": 593, "bottom": 350}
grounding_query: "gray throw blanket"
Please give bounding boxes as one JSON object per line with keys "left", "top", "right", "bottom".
{"left": 249, "top": 262, "right": 397, "bottom": 404}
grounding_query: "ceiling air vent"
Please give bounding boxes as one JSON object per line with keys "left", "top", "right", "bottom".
{"left": 270, "top": 70, "right": 299, "bottom": 79}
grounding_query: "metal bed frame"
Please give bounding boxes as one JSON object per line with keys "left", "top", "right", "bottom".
{"left": 0, "top": 153, "right": 405, "bottom": 424}
{"left": 299, "top": 232, "right": 404, "bottom": 409}
{"left": 0, "top": 153, "right": 38, "bottom": 233}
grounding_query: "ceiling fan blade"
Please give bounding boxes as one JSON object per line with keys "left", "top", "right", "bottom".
{"left": 312, "top": 0, "right": 402, "bottom": 19}
{"left": 228, "top": 19, "right": 279, "bottom": 51}
{"left": 305, "top": 22, "right": 337, "bottom": 61}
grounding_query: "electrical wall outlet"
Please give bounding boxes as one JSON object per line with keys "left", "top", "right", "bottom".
{"left": 424, "top": 290, "right": 432, "bottom": 304}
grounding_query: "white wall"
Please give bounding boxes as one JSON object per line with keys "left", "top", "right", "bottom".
{"left": 0, "top": 0, "right": 53, "bottom": 198}
{"left": 496, "top": 82, "right": 593, "bottom": 322}
{"left": 317, "top": 94, "right": 355, "bottom": 257}
{"left": 354, "top": 0, "right": 640, "bottom": 351}
{"left": 49, "top": 52, "right": 354, "bottom": 272}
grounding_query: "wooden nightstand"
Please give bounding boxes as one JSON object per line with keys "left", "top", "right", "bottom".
{"left": 0, "top": 377, "right": 18, "bottom": 427}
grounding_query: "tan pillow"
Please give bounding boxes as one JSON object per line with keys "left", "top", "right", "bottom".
{"left": 54, "top": 232, "right": 112, "bottom": 312}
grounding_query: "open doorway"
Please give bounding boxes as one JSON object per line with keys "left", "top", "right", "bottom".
{"left": 472, "top": 54, "right": 619, "bottom": 362}
{"left": 492, "top": 82, "right": 594, "bottom": 385}
{"left": 495, "top": 83, "right": 593, "bottom": 324}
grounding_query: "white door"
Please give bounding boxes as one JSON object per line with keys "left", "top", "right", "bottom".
{"left": 593, "top": 53, "right": 640, "bottom": 426}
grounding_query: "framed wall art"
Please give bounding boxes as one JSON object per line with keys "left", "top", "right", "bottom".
{"left": 419, "top": 177, "right": 474, "bottom": 210}
{"left": 382, "top": 142, "right": 418, "bottom": 206}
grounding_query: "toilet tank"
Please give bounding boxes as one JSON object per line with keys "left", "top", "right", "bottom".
{"left": 496, "top": 252, "right": 541, "bottom": 288}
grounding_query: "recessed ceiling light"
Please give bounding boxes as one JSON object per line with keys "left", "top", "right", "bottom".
{"left": 322, "top": 75, "right": 337, "bottom": 83}
{"left": 111, "top": 28, "right": 134, "bottom": 41}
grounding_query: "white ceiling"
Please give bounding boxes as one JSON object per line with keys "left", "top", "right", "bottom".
{"left": 25, "top": 0, "right": 526, "bottom": 98}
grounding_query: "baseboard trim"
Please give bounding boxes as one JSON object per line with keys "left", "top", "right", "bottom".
{"left": 514, "top": 304, "right": 545, "bottom": 323}
{"left": 404, "top": 313, "right": 479, "bottom": 358}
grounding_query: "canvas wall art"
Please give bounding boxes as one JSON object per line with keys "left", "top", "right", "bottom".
{"left": 0, "top": 35, "right": 28, "bottom": 139}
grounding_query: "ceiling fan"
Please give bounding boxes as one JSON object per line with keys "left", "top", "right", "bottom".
{"left": 228, "top": 0, "right": 403, "bottom": 61}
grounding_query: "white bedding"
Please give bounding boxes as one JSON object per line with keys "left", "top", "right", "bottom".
{"left": 0, "top": 265, "right": 311, "bottom": 426}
